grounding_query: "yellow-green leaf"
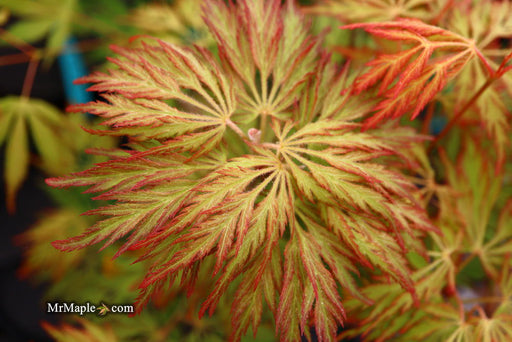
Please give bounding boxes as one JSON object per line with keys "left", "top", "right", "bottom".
{"left": 5, "top": 116, "right": 29, "bottom": 213}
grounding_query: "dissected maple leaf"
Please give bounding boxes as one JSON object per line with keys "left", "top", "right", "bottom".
{"left": 444, "top": 0, "right": 512, "bottom": 168}
{"left": 343, "top": 18, "right": 490, "bottom": 129}
{"left": 399, "top": 263, "right": 512, "bottom": 342}
{"left": 342, "top": 135, "right": 512, "bottom": 341}
{"left": 341, "top": 221, "right": 462, "bottom": 341}
{"left": 305, "top": 0, "right": 448, "bottom": 23}
{"left": 480, "top": 200, "right": 512, "bottom": 277}
{"left": 47, "top": 1, "right": 435, "bottom": 340}
{"left": 441, "top": 137, "right": 510, "bottom": 280}
{"left": 127, "top": 0, "right": 212, "bottom": 46}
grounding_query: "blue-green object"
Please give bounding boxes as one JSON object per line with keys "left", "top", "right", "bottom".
{"left": 430, "top": 116, "right": 447, "bottom": 135}
{"left": 58, "top": 37, "right": 93, "bottom": 105}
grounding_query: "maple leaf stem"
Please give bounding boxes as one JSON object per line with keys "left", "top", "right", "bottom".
{"left": 261, "top": 142, "right": 280, "bottom": 150}
{"left": 226, "top": 118, "right": 248, "bottom": 142}
{"left": 497, "top": 52, "right": 512, "bottom": 77}
{"left": 225, "top": 118, "right": 264, "bottom": 154}
{"left": 0, "top": 28, "right": 36, "bottom": 56}
{"left": 473, "top": 48, "right": 494, "bottom": 75}
{"left": 0, "top": 52, "right": 32, "bottom": 66}
{"left": 429, "top": 76, "right": 496, "bottom": 150}
{"left": 0, "top": 27, "right": 41, "bottom": 99}
{"left": 21, "top": 57, "right": 40, "bottom": 98}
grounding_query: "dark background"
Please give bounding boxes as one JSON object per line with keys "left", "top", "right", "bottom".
{"left": 0, "top": 47, "right": 64, "bottom": 341}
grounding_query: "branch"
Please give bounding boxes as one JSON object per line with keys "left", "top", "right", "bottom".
{"left": 429, "top": 77, "right": 496, "bottom": 151}
{"left": 21, "top": 58, "right": 40, "bottom": 99}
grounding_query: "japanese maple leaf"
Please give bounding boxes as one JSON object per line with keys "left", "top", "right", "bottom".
{"left": 47, "top": 1, "right": 435, "bottom": 341}
{"left": 343, "top": 18, "right": 491, "bottom": 129}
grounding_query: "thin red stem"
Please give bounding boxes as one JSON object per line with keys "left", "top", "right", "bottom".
{"left": 429, "top": 76, "right": 495, "bottom": 151}
{"left": 0, "top": 52, "right": 31, "bottom": 66}
{"left": 474, "top": 47, "right": 494, "bottom": 76}
{"left": 0, "top": 28, "right": 36, "bottom": 56}
{"left": 226, "top": 119, "right": 248, "bottom": 142}
{"left": 21, "top": 58, "right": 40, "bottom": 98}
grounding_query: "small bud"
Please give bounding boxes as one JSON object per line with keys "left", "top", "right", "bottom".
{"left": 248, "top": 128, "right": 262, "bottom": 143}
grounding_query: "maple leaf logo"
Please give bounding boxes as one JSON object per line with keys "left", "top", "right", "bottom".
{"left": 97, "top": 303, "right": 110, "bottom": 317}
